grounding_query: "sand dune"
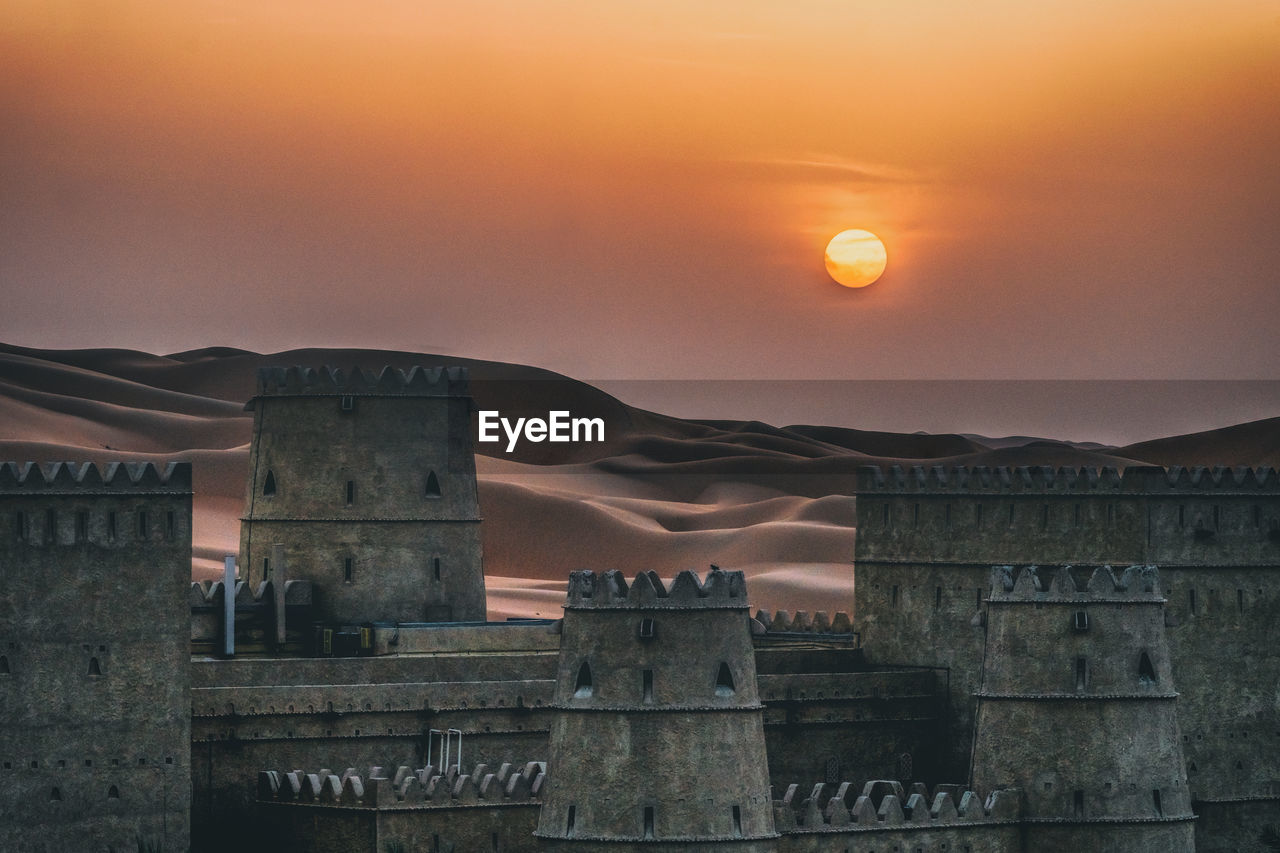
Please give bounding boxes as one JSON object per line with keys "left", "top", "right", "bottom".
{"left": 2, "top": 344, "right": 1276, "bottom": 618}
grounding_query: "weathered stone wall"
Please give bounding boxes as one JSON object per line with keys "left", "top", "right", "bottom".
{"left": 0, "top": 462, "right": 191, "bottom": 853}
{"left": 240, "top": 366, "right": 484, "bottom": 624}
{"left": 852, "top": 463, "right": 1280, "bottom": 844}
{"left": 190, "top": 639, "right": 559, "bottom": 852}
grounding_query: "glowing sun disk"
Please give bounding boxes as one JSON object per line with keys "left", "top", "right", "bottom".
{"left": 825, "top": 229, "right": 887, "bottom": 288}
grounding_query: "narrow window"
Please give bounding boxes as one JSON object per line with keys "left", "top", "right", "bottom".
{"left": 1073, "top": 789, "right": 1084, "bottom": 818}
{"left": 1152, "top": 789, "right": 1162, "bottom": 817}
{"left": 1074, "top": 503, "right": 1082, "bottom": 527}
{"left": 165, "top": 511, "right": 175, "bottom": 540}
{"left": 137, "top": 510, "right": 148, "bottom": 538}
{"left": 75, "top": 511, "right": 88, "bottom": 542}
{"left": 1075, "top": 657, "right": 1088, "bottom": 691}
{"left": 643, "top": 806, "right": 655, "bottom": 839}
{"left": 912, "top": 503, "right": 920, "bottom": 527}
{"left": 107, "top": 511, "right": 116, "bottom": 541}
{"left": 565, "top": 805, "right": 576, "bottom": 836}
{"left": 344, "top": 557, "right": 353, "bottom": 583}
{"left": 1041, "top": 504, "right": 1049, "bottom": 530}
{"left": 1255, "top": 505, "right": 1262, "bottom": 528}
{"left": 1213, "top": 505, "right": 1220, "bottom": 529}
{"left": 732, "top": 805, "right": 743, "bottom": 837}
{"left": 263, "top": 470, "right": 276, "bottom": 496}
{"left": 642, "top": 669, "right": 654, "bottom": 703}
{"left": 340, "top": 395, "right": 355, "bottom": 412}
{"left": 882, "top": 503, "right": 889, "bottom": 528}
{"left": 1073, "top": 610, "right": 1089, "bottom": 632}
{"left": 1238, "top": 589, "right": 1244, "bottom": 613}
{"left": 108, "top": 785, "right": 120, "bottom": 800}
{"left": 433, "top": 556, "right": 441, "bottom": 581}
{"left": 1008, "top": 503, "right": 1015, "bottom": 526}
{"left": 1108, "top": 503, "right": 1115, "bottom": 525}
{"left": 425, "top": 471, "right": 441, "bottom": 498}
{"left": 934, "top": 586, "right": 942, "bottom": 611}
{"left": 46, "top": 508, "right": 57, "bottom": 544}
{"left": 1138, "top": 651, "right": 1156, "bottom": 684}
{"left": 0, "top": 655, "right": 9, "bottom": 674}
{"left": 1179, "top": 505, "right": 1185, "bottom": 527}
{"left": 975, "top": 504, "right": 983, "bottom": 528}
{"left": 637, "top": 617, "right": 656, "bottom": 640}
{"left": 975, "top": 588, "right": 983, "bottom": 610}
{"left": 345, "top": 480, "right": 355, "bottom": 506}
{"left": 1189, "top": 588, "right": 1197, "bottom": 615}
{"left": 573, "top": 662, "right": 593, "bottom": 698}
{"left": 891, "top": 585, "right": 899, "bottom": 608}
{"left": 88, "top": 657, "right": 102, "bottom": 676}
{"left": 944, "top": 503, "right": 952, "bottom": 528}
{"left": 13, "top": 511, "right": 24, "bottom": 541}
{"left": 491, "top": 832, "right": 499, "bottom": 851}
{"left": 50, "top": 787, "right": 62, "bottom": 802}
{"left": 715, "top": 662, "right": 735, "bottom": 696}
{"left": 262, "top": 557, "right": 270, "bottom": 578}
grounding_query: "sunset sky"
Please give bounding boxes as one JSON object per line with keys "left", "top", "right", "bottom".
{"left": 2, "top": 1, "right": 1278, "bottom": 382}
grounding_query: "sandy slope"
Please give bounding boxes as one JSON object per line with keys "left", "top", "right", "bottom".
{"left": 2, "top": 343, "right": 1276, "bottom": 620}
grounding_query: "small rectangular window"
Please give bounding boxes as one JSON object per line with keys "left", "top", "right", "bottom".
{"left": 934, "top": 586, "right": 942, "bottom": 611}
{"left": 643, "top": 806, "right": 655, "bottom": 839}
{"left": 1073, "top": 790, "right": 1084, "bottom": 817}
{"left": 137, "top": 510, "right": 148, "bottom": 538}
{"left": 882, "top": 503, "right": 890, "bottom": 528}
{"left": 1237, "top": 589, "right": 1244, "bottom": 613}
{"left": 566, "top": 805, "right": 576, "bottom": 836}
{"left": 263, "top": 557, "right": 270, "bottom": 578}
{"left": 75, "top": 511, "right": 88, "bottom": 542}
{"left": 1075, "top": 657, "right": 1088, "bottom": 691}
{"left": 165, "top": 511, "right": 175, "bottom": 540}
{"left": 731, "top": 804, "right": 742, "bottom": 837}
{"left": 344, "top": 557, "right": 354, "bottom": 583}
{"left": 107, "top": 511, "right": 117, "bottom": 541}
{"left": 1073, "top": 610, "right": 1090, "bottom": 632}
{"left": 1074, "top": 503, "right": 1082, "bottom": 527}
{"left": 14, "top": 511, "right": 25, "bottom": 541}
{"left": 345, "top": 480, "right": 355, "bottom": 506}
{"left": 433, "top": 556, "right": 441, "bottom": 581}
{"left": 944, "top": 503, "right": 952, "bottom": 528}
{"left": 638, "top": 617, "right": 656, "bottom": 640}
{"left": 340, "top": 395, "right": 355, "bottom": 411}
{"left": 1041, "top": 504, "right": 1049, "bottom": 530}
{"left": 891, "top": 585, "right": 899, "bottom": 608}
{"left": 642, "top": 669, "right": 654, "bottom": 703}
{"left": 1189, "top": 588, "right": 1197, "bottom": 615}
{"left": 975, "top": 504, "right": 983, "bottom": 528}
{"left": 45, "top": 509, "right": 57, "bottom": 544}
{"left": 912, "top": 503, "right": 920, "bottom": 527}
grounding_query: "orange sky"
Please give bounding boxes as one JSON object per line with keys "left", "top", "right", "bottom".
{"left": 1, "top": 1, "right": 1277, "bottom": 379}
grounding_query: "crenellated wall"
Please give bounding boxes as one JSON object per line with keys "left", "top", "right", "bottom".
{"left": 257, "top": 760, "right": 545, "bottom": 853}
{"left": 0, "top": 461, "right": 191, "bottom": 853}
{"left": 772, "top": 779, "right": 1022, "bottom": 853}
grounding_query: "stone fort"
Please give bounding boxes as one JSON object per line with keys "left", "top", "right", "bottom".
{"left": 1, "top": 364, "right": 1276, "bottom": 852}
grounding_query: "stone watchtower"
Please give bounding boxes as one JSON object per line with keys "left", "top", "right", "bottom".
{"left": 239, "top": 366, "right": 485, "bottom": 624}
{"left": 0, "top": 462, "right": 192, "bottom": 853}
{"left": 970, "top": 564, "right": 1196, "bottom": 852}
{"left": 536, "top": 569, "right": 777, "bottom": 852}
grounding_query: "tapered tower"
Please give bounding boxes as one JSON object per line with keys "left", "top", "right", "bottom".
{"left": 970, "top": 564, "right": 1196, "bottom": 852}
{"left": 239, "top": 366, "right": 484, "bottom": 624}
{"left": 536, "top": 569, "right": 777, "bottom": 852}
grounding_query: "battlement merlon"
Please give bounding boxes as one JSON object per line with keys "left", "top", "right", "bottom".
{"left": 244, "top": 365, "right": 470, "bottom": 410}
{"left": 0, "top": 461, "right": 192, "bottom": 494}
{"left": 852, "top": 464, "right": 1280, "bottom": 494}
{"left": 565, "top": 568, "right": 749, "bottom": 610}
{"left": 257, "top": 761, "right": 545, "bottom": 808}
{"left": 988, "top": 564, "right": 1163, "bottom": 602}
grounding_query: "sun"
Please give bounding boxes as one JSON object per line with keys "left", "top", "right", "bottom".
{"left": 824, "top": 229, "right": 887, "bottom": 288}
